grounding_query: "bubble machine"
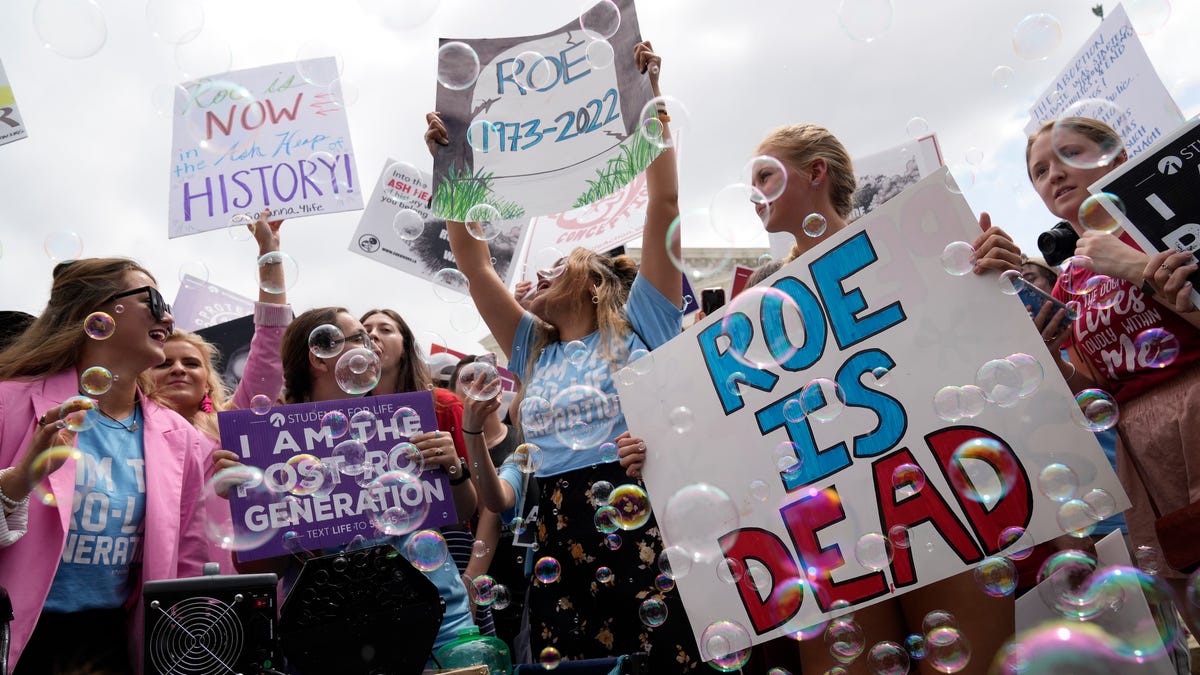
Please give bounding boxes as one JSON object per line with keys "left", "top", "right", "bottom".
{"left": 142, "top": 569, "right": 281, "bottom": 675}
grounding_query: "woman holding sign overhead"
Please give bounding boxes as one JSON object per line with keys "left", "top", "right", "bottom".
{"left": 746, "top": 124, "right": 1019, "bottom": 674}
{"left": 1023, "top": 117, "right": 1200, "bottom": 634}
{"left": 0, "top": 258, "right": 209, "bottom": 674}
{"left": 431, "top": 41, "right": 700, "bottom": 670}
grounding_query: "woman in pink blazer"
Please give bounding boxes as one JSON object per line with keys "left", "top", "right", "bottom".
{"left": 0, "top": 258, "right": 209, "bottom": 674}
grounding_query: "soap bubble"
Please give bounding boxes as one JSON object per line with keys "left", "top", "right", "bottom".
{"left": 257, "top": 251, "right": 298, "bottom": 294}
{"left": 465, "top": 203, "right": 503, "bottom": 242}
{"left": 202, "top": 465, "right": 279, "bottom": 551}
{"left": 868, "top": 640, "right": 910, "bottom": 675}
{"left": 579, "top": 0, "right": 621, "bottom": 39}
{"left": 334, "top": 347, "right": 381, "bottom": 395}
{"left": 393, "top": 210, "right": 424, "bottom": 240}
{"left": 825, "top": 618, "right": 866, "bottom": 664}
{"left": 436, "top": 41, "right": 480, "bottom": 90}
{"left": 1078, "top": 193, "right": 1124, "bottom": 233}
{"left": 367, "top": 470, "right": 427, "bottom": 535}
{"left": 926, "top": 626, "right": 971, "bottom": 672}
{"left": 590, "top": 480, "right": 614, "bottom": 506}
{"left": 79, "top": 366, "right": 113, "bottom": 396}
{"left": 1037, "top": 463, "right": 1079, "bottom": 503}
{"left": 892, "top": 463, "right": 925, "bottom": 493}
{"left": 1012, "top": 13, "right": 1062, "bottom": 60}
{"left": 507, "top": 443, "right": 543, "bottom": 475}
{"left": 702, "top": 620, "right": 752, "bottom": 671}
{"left": 250, "top": 395, "right": 272, "bottom": 415}
{"left": 664, "top": 483, "right": 739, "bottom": 563}
{"left": 1057, "top": 499, "right": 1097, "bottom": 537}
{"left": 1135, "top": 546, "right": 1163, "bottom": 575}
{"left": 332, "top": 439, "right": 368, "bottom": 476}
{"left": 472, "top": 574, "right": 498, "bottom": 606}
{"left": 711, "top": 182, "right": 769, "bottom": 245}
{"left": 801, "top": 378, "right": 845, "bottom": 422}
{"left": 534, "top": 556, "right": 562, "bottom": 583}
{"left": 60, "top": 395, "right": 98, "bottom": 432}
{"left": 518, "top": 396, "right": 553, "bottom": 435}
{"left": 639, "top": 597, "right": 668, "bottom": 626}
{"left": 551, "top": 384, "right": 616, "bottom": 450}
{"left": 320, "top": 410, "right": 350, "bottom": 439}
{"left": 638, "top": 95, "right": 689, "bottom": 150}
{"left": 668, "top": 406, "right": 694, "bottom": 433}
{"left": 941, "top": 241, "right": 976, "bottom": 276}
{"left": 432, "top": 268, "right": 470, "bottom": 303}
{"left": 308, "top": 324, "right": 345, "bottom": 359}
{"left": 285, "top": 455, "right": 328, "bottom": 497}
{"left": 1074, "top": 389, "right": 1118, "bottom": 431}
{"left": 539, "top": 646, "right": 562, "bottom": 669}
{"left": 975, "top": 556, "right": 1017, "bottom": 597}
{"left": 44, "top": 231, "right": 83, "bottom": 262}
{"left": 459, "top": 360, "right": 502, "bottom": 401}
{"left": 907, "top": 116, "right": 930, "bottom": 138}
{"left": 997, "top": 269, "right": 1023, "bottom": 295}
{"left": 349, "top": 409, "right": 378, "bottom": 441}
{"left": 1006, "top": 353, "right": 1044, "bottom": 398}
{"left": 944, "top": 163, "right": 976, "bottom": 194}
{"left": 802, "top": 213, "right": 828, "bottom": 238}
{"left": 33, "top": 0, "right": 107, "bottom": 59}
{"left": 855, "top": 533, "right": 893, "bottom": 571}
{"left": 837, "top": 0, "right": 894, "bottom": 42}
{"left": 609, "top": 484, "right": 651, "bottom": 530}
{"left": 84, "top": 312, "right": 116, "bottom": 340}
{"left": 564, "top": 340, "right": 589, "bottom": 367}
{"left": 720, "top": 286, "right": 803, "bottom": 370}
{"left": 594, "top": 505, "right": 619, "bottom": 534}
{"left": 948, "top": 437, "right": 1020, "bottom": 507}
{"left": 991, "top": 65, "right": 1015, "bottom": 89}
{"left": 596, "top": 566, "right": 613, "bottom": 583}
{"left": 403, "top": 530, "right": 448, "bottom": 571}
{"left": 975, "top": 358, "right": 1022, "bottom": 407}
{"left": 744, "top": 155, "right": 789, "bottom": 203}
{"left": 1135, "top": 328, "right": 1179, "bottom": 368}
{"left": 1052, "top": 99, "right": 1127, "bottom": 169}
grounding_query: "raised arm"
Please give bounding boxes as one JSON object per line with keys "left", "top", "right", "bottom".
{"left": 461, "top": 395, "right": 516, "bottom": 513}
{"left": 231, "top": 210, "right": 291, "bottom": 409}
{"left": 633, "top": 41, "right": 682, "bottom": 306}
{"left": 426, "top": 113, "right": 527, "bottom": 358}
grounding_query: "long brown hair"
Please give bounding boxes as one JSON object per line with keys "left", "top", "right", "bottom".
{"left": 280, "top": 307, "right": 348, "bottom": 403}
{"left": 0, "top": 258, "right": 156, "bottom": 380}
{"left": 360, "top": 308, "right": 432, "bottom": 393}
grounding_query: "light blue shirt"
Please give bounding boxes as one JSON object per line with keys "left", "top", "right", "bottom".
{"left": 510, "top": 275, "right": 682, "bottom": 476}
{"left": 44, "top": 408, "right": 147, "bottom": 612}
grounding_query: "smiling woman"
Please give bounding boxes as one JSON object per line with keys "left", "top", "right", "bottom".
{"left": 0, "top": 257, "right": 211, "bottom": 674}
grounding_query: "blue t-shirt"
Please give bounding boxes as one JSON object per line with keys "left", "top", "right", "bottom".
{"left": 510, "top": 275, "right": 682, "bottom": 476}
{"left": 498, "top": 461, "right": 525, "bottom": 524}
{"left": 44, "top": 407, "right": 147, "bottom": 612}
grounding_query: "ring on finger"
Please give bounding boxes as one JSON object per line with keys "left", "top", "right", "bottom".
{"left": 436, "top": 448, "right": 444, "bottom": 456}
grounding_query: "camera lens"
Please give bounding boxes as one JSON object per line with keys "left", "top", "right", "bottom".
{"left": 1037, "top": 221, "right": 1079, "bottom": 267}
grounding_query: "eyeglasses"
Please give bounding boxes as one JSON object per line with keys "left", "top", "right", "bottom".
{"left": 332, "top": 331, "right": 373, "bottom": 351}
{"left": 101, "top": 286, "right": 172, "bottom": 323}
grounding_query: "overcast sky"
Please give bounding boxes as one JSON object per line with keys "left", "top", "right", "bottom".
{"left": 0, "top": 0, "right": 1196, "bottom": 355}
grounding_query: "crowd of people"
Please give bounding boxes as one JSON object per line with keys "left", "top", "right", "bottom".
{"left": 0, "top": 37, "right": 1197, "bottom": 675}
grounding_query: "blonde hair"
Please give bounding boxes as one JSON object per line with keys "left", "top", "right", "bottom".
{"left": 515, "top": 248, "right": 638, "bottom": 428}
{"left": 0, "top": 258, "right": 155, "bottom": 380}
{"left": 142, "top": 330, "right": 229, "bottom": 440}
{"left": 1025, "top": 117, "right": 1125, "bottom": 181}
{"left": 758, "top": 124, "right": 856, "bottom": 220}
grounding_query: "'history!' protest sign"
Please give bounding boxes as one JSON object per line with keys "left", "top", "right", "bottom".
{"left": 431, "top": 0, "right": 657, "bottom": 222}
{"left": 217, "top": 391, "right": 457, "bottom": 561}
{"left": 168, "top": 57, "right": 362, "bottom": 237}
{"left": 616, "top": 169, "right": 1128, "bottom": 657}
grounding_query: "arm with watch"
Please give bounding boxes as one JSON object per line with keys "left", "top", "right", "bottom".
{"left": 412, "top": 429, "right": 477, "bottom": 521}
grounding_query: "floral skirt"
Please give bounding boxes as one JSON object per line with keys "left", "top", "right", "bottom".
{"left": 527, "top": 461, "right": 700, "bottom": 671}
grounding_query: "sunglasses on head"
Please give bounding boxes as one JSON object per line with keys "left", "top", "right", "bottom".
{"left": 101, "top": 286, "right": 172, "bottom": 323}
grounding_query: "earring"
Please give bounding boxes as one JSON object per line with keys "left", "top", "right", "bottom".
{"left": 592, "top": 295, "right": 600, "bottom": 305}
{"left": 200, "top": 393, "right": 214, "bottom": 413}
{"left": 811, "top": 179, "right": 821, "bottom": 188}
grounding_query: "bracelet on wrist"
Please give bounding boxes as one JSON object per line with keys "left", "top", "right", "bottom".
{"left": 449, "top": 459, "right": 472, "bottom": 485}
{"left": 0, "top": 467, "right": 30, "bottom": 511}
{"left": 462, "top": 429, "right": 483, "bottom": 436}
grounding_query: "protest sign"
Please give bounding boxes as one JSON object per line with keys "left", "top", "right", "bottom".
{"left": 730, "top": 265, "right": 755, "bottom": 299}
{"left": 1092, "top": 116, "right": 1200, "bottom": 308}
{"left": 511, "top": 173, "right": 649, "bottom": 284}
{"left": 195, "top": 315, "right": 255, "bottom": 392}
{"left": 349, "top": 159, "right": 528, "bottom": 292}
{"left": 431, "top": 0, "right": 655, "bottom": 221}
{"left": 616, "top": 169, "right": 1127, "bottom": 654}
{"left": 0, "top": 59, "right": 28, "bottom": 146}
{"left": 1015, "top": 531, "right": 1176, "bottom": 675}
{"left": 217, "top": 391, "right": 457, "bottom": 561}
{"left": 768, "top": 134, "right": 943, "bottom": 259}
{"left": 168, "top": 57, "right": 362, "bottom": 237}
{"left": 1024, "top": 5, "right": 1181, "bottom": 157}
{"left": 172, "top": 273, "right": 255, "bottom": 331}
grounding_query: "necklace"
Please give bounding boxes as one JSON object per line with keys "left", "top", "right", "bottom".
{"left": 97, "top": 406, "right": 140, "bottom": 432}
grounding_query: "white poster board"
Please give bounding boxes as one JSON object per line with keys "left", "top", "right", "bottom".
{"left": 1024, "top": 4, "right": 1182, "bottom": 157}
{"left": 617, "top": 169, "right": 1128, "bottom": 654}
{"left": 0, "top": 59, "right": 28, "bottom": 147}
{"left": 348, "top": 159, "right": 528, "bottom": 293}
{"left": 431, "top": 0, "right": 655, "bottom": 221}
{"left": 510, "top": 172, "right": 648, "bottom": 284}
{"left": 168, "top": 57, "right": 363, "bottom": 237}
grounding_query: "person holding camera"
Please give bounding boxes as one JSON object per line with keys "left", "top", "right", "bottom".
{"left": 1026, "top": 116, "right": 1200, "bottom": 633}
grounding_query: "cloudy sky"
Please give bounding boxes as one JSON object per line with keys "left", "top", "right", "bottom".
{"left": 0, "top": 0, "right": 1195, "bottom": 355}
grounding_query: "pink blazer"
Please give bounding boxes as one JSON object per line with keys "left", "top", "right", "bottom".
{"left": 0, "top": 370, "right": 209, "bottom": 672}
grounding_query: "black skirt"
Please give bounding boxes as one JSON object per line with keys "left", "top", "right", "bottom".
{"left": 527, "top": 461, "right": 700, "bottom": 671}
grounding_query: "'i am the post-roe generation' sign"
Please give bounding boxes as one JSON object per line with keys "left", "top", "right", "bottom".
{"left": 616, "top": 169, "right": 1128, "bottom": 657}
{"left": 217, "top": 391, "right": 457, "bottom": 562}
{"left": 168, "top": 57, "right": 363, "bottom": 238}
